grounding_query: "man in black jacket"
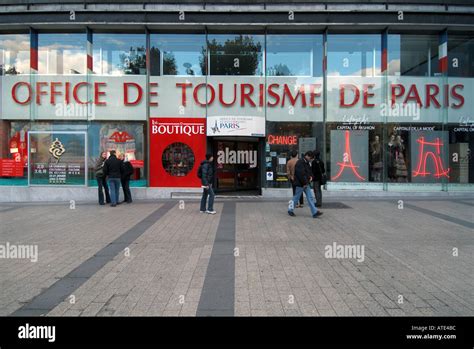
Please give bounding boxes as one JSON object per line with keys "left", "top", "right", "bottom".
{"left": 311, "top": 149, "right": 326, "bottom": 208}
{"left": 288, "top": 151, "right": 323, "bottom": 218}
{"left": 199, "top": 153, "right": 216, "bottom": 214}
{"left": 103, "top": 150, "right": 122, "bottom": 207}
{"left": 120, "top": 154, "right": 134, "bottom": 204}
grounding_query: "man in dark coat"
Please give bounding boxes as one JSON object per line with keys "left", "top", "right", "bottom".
{"left": 288, "top": 151, "right": 323, "bottom": 218}
{"left": 199, "top": 153, "right": 216, "bottom": 214}
{"left": 103, "top": 150, "right": 122, "bottom": 207}
{"left": 311, "top": 149, "right": 326, "bottom": 208}
{"left": 120, "top": 155, "right": 134, "bottom": 204}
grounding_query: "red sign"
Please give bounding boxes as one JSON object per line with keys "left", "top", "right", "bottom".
{"left": 149, "top": 118, "right": 206, "bottom": 187}
{"left": 108, "top": 131, "right": 134, "bottom": 143}
{"left": 129, "top": 160, "right": 144, "bottom": 168}
{"left": 267, "top": 134, "right": 297, "bottom": 145}
{"left": 9, "top": 80, "right": 466, "bottom": 110}
{"left": 331, "top": 130, "right": 366, "bottom": 181}
{"left": 412, "top": 136, "right": 450, "bottom": 179}
{"left": 0, "top": 159, "right": 24, "bottom": 177}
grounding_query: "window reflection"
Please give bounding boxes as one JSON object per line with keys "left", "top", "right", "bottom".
{"left": 448, "top": 35, "right": 474, "bottom": 77}
{"left": 208, "top": 34, "right": 264, "bottom": 76}
{"left": 38, "top": 33, "right": 86, "bottom": 75}
{"left": 266, "top": 35, "right": 323, "bottom": 77}
{"left": 327, "top": 34, "right": 381, "bottom": 77}
{"left": 150, "top": 34, "right": 206, "bottom": 76}
{"left": 388, "top": 34, "right": 439, "bottom": 76}
{"left": 0, "top": 34, "right": 29, "bottom": 75}
{"left": 93, "top": 33, "right": 146, "bottom": 75}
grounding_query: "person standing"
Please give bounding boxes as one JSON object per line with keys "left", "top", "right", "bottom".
{"left": 120, "top": 154, "right": 134, "bottom": 204}
{"left": 95, "top": 151, "right": 111, "bottom": 205}
{"left": 199, "top": 153, "right": 216, "bottom": 214}
{"left": 286, "top": 150, "right": 304, "bottom": 208}
{"left": 311, "top": 149, "right": 326, "bottom": 208}
{"left": 104, "top": 150, "right": 122, "bottom": 207}
{"left": 288, "top": 151, "right": 323, "bottom": 218}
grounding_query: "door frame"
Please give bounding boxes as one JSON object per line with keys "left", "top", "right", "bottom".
{"left": 210, "top": 137, "right": 263, "bottom": 194}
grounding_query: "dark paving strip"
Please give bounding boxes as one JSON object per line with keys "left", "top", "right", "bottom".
{"left": 455, "top": 200, "right": 474, "bottom": 207}
{"left": 319, "top": 202, "right": 351, "bottom": 209}
{"left": 196, "top": 202, "right": 236, "bottom": 317}
{"left": 10, "top": 202, "right": 175, "bottom": 317}
{"left": 404, "top": 203, "right": 474, "bottom": 230}
{"left": 0, "top": 206, "right": 24, "bottom": 213}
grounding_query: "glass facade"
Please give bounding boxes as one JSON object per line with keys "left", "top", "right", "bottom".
{"left": 0, "top": 34, "right": 30, "bottom": 75}
{"left": 93, "top": 33, "right": 146, "bottom": 76}
{"left": 0, "top": 30, "right": 472, "bottom": 191}
{"left": 38, "top": 33, "right": 86, "bottom": 75}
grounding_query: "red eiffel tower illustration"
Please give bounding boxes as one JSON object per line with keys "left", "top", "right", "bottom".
{"left": 412, "top": 136, "right": 450, "bottom": 178}
{"left": 332, "top": 130, "right": 366, "bottom": 181}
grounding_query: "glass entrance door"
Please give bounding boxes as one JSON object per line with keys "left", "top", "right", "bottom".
{"left": 214, "top": 140, "right": 259, "bottom": 192}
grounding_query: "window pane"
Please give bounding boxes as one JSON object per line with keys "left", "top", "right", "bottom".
{"left": 388, "top": 34, "right": 439, "bottom": 76}
{"left": 150, "top": 34, "right": 206, "bottom": 76}
{"left": 88, "top": 122, "right": 147, "bottom": 187}
{"left": 0, "top": 34, "right": 29, "bottom": 75}
{"left": 29, "top": 131, "right": 86, "bottom": 186}
{"left": 0, "top": 121, "right": 28, "bottom": 185}
{"left": 38, "top": 33, "right": 86, "bottom": 75}
{"left": 266, "top": 35, "right": 323, "bottom": 77}
{"left": 93, "top": 33, "right": 146, "bottom": 75}
{"left": 208, "top": 34, "right": 264, "bottom": 76}
{"left": 448, "top": 35, "right": 474, "bottom": 77}
{"left": 327, "top": 34, "right": 381, "bottom": 77}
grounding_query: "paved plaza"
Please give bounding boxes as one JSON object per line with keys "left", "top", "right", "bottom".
{"left": 0, "top": 196, "right": 473, "bottom": 317}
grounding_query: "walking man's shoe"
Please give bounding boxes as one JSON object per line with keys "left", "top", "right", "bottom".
{"left": 200, "top": 210, "right": 206, "bottom": 213}
{"left": 206, "top": 210, "right": 217, "bottom": 215}
{"left": 313, "top": 211, "right": 323, "bottom": 218}
{"left": 288, "top": 211, "right": 295, "bottom": 217}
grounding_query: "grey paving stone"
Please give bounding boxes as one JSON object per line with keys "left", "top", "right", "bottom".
{"left": 1, "top": 198, "right": 473, "bottom": 318}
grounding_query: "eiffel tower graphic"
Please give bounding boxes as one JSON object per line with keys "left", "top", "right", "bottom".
{"left": 412, "top": 136, "right": 450, "bottom": 178}
{"left": 331, "top": 130, "right": 366, "bottom": 181}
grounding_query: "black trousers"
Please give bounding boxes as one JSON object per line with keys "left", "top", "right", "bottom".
{"left": 313, "top": 181, "right": 322, "bottom": 207}
{"left": 291, "top": 182, "right": 304, "bottom": 205}
{"left": 96, "top": 176, "right": 111, "bottom": 204}
{"left": 121, "top": 178, "right": 132, "bottom": 203}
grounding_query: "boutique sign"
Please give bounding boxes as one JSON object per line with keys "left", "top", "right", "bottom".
{"left": 1, "top": 75, "right": 473, "bottom": 124}
{"left": 149, "top": 117, "right": 206, "bottom": 187}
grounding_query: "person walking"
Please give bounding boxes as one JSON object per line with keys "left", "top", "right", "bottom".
{"left": 286, "top": 150, "right": 304, "bottom": 208}
{"left": 103, "top": 150, "right": 122, "bottom": 207}
{"left": 288, "top": 151, "right": 323, "bottom": 218}
{"left": 311, "top": 149, "right": 326, "bottom": 208}
{"left": 95, "top": 151, "right": 111, "bottom": 205}
{"left": 120, "top": 154, "right": 134, "bottom": 204}
{"left": 198, "top": 153, "right": 216, "bottom": 214}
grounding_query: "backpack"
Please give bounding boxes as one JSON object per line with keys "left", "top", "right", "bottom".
{"left": 197, "top": 163, "right": 203, "bottom": 179}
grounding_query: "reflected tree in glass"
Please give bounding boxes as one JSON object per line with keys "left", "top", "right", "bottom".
{"left": 205, "top": 35, "right": 263, "bottom": 75}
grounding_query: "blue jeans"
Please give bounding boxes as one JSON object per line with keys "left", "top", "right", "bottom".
{"left": 200, "top": 185, "right": 215, "bottom": 211}
{"left": 108, "top": 178, "right": 121, "bottom": 205}
{"left": 289, "top": 185, "right": 317, "bottom": 216}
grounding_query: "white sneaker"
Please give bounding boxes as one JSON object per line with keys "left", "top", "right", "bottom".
{"left": 200, "top": 210, "right": 206, "bottom": 213}
{"left": 206, "top": 210, "right": 217, "bottom": 215}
